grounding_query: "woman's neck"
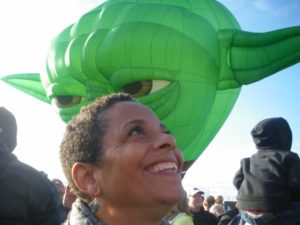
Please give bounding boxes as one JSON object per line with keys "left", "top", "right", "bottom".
{"left": 96, "top": 202, "right": 170, "bottom": 225}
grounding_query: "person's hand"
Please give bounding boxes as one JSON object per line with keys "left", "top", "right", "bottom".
{"left": 63, "top": 185, "right": 77, "bottom": 209}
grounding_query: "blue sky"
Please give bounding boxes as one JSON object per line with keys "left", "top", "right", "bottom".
{"left": 0, "top": 0, "right": 299, "bottom": 198}
{"left": 183, "top": 0, "right": 300, "bottom": 198}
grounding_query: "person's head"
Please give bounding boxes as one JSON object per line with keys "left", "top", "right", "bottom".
{"left": 209, "top": 203, "right": 225, "bottom": 217}
{"left": 187, "top": 187, "right": 204, "bottom": 211}
{"left": 251, "top": 117, "right": 292, "bottom": 151}
{"left": 52, "top": 178, "right": 66, "bottom": 198}
{"left": 203, "top": 195, "right": 216, "bottom": 211}
{"left": 60, "top": 93, "right": 184, "bottom": 216}
{"left": 0, "top": 107, "right": 17, "bottom": 152}
{"left": 215, "top": 195, "right": 224, "bottom": 205}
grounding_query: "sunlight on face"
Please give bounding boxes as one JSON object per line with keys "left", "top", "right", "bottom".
{"left": 95, "top": 102, "right": 184, "bottom": 208}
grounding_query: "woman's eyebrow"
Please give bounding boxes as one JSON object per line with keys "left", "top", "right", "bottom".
{"left": 123, "top": 120, "right": 168, "bottom": 132}
{"left": 123, "top": 119, "right": 144, "bottom": 128}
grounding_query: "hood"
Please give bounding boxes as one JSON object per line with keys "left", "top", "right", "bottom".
{"left": 251, "top": 117, "right": 292, "bottom": 151}
{"left": 0, "top": 107, "right": 17, "bottom": 152}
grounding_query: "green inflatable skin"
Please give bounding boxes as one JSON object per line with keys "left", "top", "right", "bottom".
{"left": 2, "top": 0, "right": 300, "bottom": 168}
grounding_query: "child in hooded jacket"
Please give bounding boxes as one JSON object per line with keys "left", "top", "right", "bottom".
{"left": 232, "top": 117, "right": 300, "bottom": 225}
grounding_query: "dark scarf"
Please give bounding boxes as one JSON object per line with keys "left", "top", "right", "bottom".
{"left": 64, "top": 199, "right": 102, "bottom": 225}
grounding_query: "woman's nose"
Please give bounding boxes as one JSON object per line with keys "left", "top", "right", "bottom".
{"left": 154, "top": 133, "right": 176, "bottom": 151}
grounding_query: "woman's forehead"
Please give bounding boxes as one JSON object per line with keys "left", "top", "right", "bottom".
{"left": 105, "top": 101, "right": 159, "bottom": 126}
{"left": 109, "top": 101, "right": 155, "bottom": 117}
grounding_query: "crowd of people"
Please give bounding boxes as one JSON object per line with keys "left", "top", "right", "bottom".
{"left": 1, "top": 94, "right": 300, "bottom": 225}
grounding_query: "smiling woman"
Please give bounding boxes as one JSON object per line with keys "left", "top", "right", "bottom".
{"left": 59, "top": 93, "right": 185, "bottom": 225}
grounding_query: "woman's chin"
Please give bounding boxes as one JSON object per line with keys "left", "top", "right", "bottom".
{"left": 157, "top": 186, "right": 185, "bottom": 205}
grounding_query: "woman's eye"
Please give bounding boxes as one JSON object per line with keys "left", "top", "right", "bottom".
{"left": 128, "top": 127, "right": 144, "bottom": 136}
{"left": 120, "top": 80, "right": 170, "bottom": 97}
{"left": 52, "top": 96, "right": 82, "bottom": 108}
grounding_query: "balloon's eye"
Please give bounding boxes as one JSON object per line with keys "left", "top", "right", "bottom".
{"left": 120, "top": 80, "right": 170, "bottom": 97}
{"left": 120, "top": 80, "right": 152, "bottom": 97}
{"left": 53, "top": 96, "right": 82, "bottom": 108}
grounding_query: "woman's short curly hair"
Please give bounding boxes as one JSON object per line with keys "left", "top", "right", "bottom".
{"left": 60, "top": 93, "right": 134, "bottom": 201}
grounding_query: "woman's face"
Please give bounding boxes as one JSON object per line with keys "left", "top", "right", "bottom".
{"left": 95, "top": 101, "right": 184, "bottom": 208}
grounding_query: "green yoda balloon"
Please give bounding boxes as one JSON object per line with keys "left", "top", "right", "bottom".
{"left": 2, "top": 0, "right": 300, "bottom": 167}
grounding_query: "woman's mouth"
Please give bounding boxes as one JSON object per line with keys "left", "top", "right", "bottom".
{"left": 147, "top": 162, "right": 178, "bottom": 173}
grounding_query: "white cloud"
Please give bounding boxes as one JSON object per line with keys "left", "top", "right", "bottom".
{"left": 253, "top": 0, "right": 274, "bottom": 12}
{"left": 253, "top": 0, "right": 299, "bottom": 17}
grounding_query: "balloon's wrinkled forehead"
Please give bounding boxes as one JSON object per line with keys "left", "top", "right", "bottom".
{"left": 47, "top": 0, "right": 237, "bottom": 83}
{"left": 98, "top": 0, "right": 239, "bottom": 30}
{"left": 89, "top": 0, "right": 233, "bottom": 59}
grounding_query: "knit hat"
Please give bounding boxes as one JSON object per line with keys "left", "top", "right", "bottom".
{"left": 0, "top": 107, "right": 17, "bottom": 152}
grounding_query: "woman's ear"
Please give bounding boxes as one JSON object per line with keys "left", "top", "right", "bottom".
{"left": 72, "top": 162, "right": 101, "bottom": 197}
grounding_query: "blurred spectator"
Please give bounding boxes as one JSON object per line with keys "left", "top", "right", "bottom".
{"left": 204, "top": 195, "right": 216, "bottom": 211}
{"left": 0, "top": 107, "right": 67, "bottom": 224}
{"left": 210, "top": 203, "right": 225, "bottom": 217}
{"left": 215, "top": 195, "right": 224, "bottom": 205}
{"left": 210, "top": 203, "right": 226, "bottom": 224}
{"left": 187, "top": 187, "right": 217, "bottom": 225}
{"left": 52, "top": 178, "right": 66, "bottom": 200}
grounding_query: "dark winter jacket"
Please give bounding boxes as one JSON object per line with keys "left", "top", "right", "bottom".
{"left": 233, "top": 117, "right": 300, "bottom": 211}
{"left": 218, "top": 207, "right": 239, "bottom": 225}
{"left": 192, "top": 207, "right": 218, "bottom": 225}
{"left": 0, "top": 142, "right": 67, "bottom": 225}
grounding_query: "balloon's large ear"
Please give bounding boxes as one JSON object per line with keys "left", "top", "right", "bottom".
{"left": 0, "top": 73, "right": 50, "bottom": 104}
{"left": 218, "top": 26, "right": 300, "bottom": 90}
